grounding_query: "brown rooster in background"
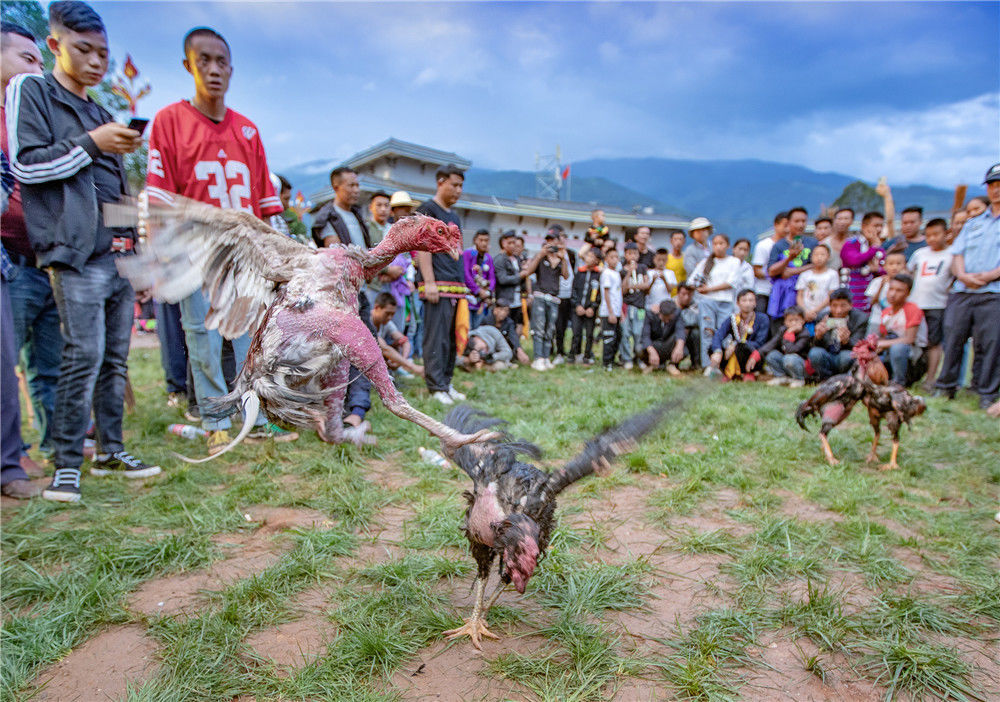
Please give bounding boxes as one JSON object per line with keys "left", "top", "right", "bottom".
{"left": 438, "top": 402, "right": 673, "bottom": 648}
{"left": 795, "top": 335, "right": 889, "bottom": 465}
{"left": 109, "top": 198, "right": 497, "bottom": 458}
{"left": 860, "top": 382, "right": 926, "bottom": 471}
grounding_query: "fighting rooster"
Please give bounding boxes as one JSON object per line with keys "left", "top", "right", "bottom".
{"left": 109, "top": 198, "right": 496, "bottom": 457}
{"left": 797, "top": 335, "right": 924, "bottom": 468}
{"left": 438, "top": 402, "right": 672, "bottom": 648}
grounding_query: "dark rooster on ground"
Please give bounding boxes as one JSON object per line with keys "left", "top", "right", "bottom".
{"left": 795, "top": 335, "right": 889, "bottom": 465}
{"left": 859, "top": 381, "right": 926, "bottom": 471}
{"left": 109, "top": 197, "right": 496, "bottom": 458}
{"left": 438, "top": 402, "right": 672, "bottom": 648}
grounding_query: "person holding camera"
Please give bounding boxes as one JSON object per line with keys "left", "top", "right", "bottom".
{"left": 523, "top": 232, "right": 570, "bottom": 371}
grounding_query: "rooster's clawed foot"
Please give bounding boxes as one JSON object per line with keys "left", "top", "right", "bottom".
{"left": 443, "top": 616, "right": 500, "bottom": 650}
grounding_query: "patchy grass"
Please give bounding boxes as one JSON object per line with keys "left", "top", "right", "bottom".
{"left": 2, "top": 346, "right": 998, "bottom": 700}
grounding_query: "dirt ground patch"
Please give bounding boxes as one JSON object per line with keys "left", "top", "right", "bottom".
{"left": 32, "top": 624, "right": 158, "bottom": 701}
{"left": 357, "top": 502, "right": 411, "bottom": 563}
{"left": 128, "top": 506, "right": 327, "bottom": 616}
{"left": 775, "top": 489, "right": 845, "bottom": 524}
{"left": 244, "top": 584, "right": 336, "bottom": 670}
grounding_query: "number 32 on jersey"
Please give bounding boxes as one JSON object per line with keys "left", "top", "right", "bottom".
{"left": 194, "top": 160, "right": 252, "bottom": 211}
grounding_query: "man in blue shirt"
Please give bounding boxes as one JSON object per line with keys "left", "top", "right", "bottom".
{"left": 935, "top": 163, "right": 1000, "bottom": 409}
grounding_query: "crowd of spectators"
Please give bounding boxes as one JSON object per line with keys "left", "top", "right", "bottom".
{"left": 2, "top": 2, "right": 998, "bottom": 505}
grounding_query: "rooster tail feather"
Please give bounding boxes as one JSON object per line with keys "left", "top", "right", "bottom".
{"left": 201, "top": 387, "right": 244, "bottom": 420}
{"left": 795, "top": 401, "right": 813, "bottom": 431}
{"left": 442, "top": 405, "right": 541, "bottom": 479}
{"left": 545, "top": 400, "right": 676, "bottom": 497}
{"left": 173, "top": 391, "right": 259, "bottom": 464}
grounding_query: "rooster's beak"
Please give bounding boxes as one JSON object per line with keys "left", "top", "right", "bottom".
{"left": 449, "top": 245, "right": 462, "bottom": 260}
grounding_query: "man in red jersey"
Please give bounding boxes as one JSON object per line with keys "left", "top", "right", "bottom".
{"left": 146, "top": 27, "right": 296, "bottom": 454}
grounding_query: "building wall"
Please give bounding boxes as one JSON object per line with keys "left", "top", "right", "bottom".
{"left": 356, "top": 156, "right": 439, "bottom": 193}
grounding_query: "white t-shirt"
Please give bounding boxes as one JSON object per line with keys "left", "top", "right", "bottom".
{"left": 795, "top": 268, "right": 840, "bottom": 311}
{"left": 333, "top": 204, "right": 367, "bottom": 248}
{"left": 646, "top": 267, "right": 678, "bottom": 312}
{"left": 600, "top": 268, "right": 623, "bottom": 318}
{"left": 907, "top": 248, "right": 954, "bottom": 310}
{"left": 736, "top": 260, "right": 755, "bottom": 296}
{"left": 690, "top": 255, "right": 741, "bottom": 303}
{"left": 751, "top": 237, "right": 776, "bottom": 296}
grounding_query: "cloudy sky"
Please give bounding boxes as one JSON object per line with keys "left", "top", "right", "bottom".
{"left": 93, "top": 1, "right": 999, "bottom": 188}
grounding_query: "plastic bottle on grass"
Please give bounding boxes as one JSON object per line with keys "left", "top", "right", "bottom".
{"left": 168, "top": 423, "right": 208, "bottom": 439}
{"left": 418, "top": 447, "right": 449, "bottom": 468}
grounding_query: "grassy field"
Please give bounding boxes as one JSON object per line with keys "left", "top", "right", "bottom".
{"left": 1, "top": 341, "right": 998, "bottom": 701}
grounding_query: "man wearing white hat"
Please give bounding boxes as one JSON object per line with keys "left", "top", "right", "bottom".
{"left": 389, "top": 190, "right": 419, "bottom": 221}
{"left": 683, "top": 217, "right": 712, "bottom": 278}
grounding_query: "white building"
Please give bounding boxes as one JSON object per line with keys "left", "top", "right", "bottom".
{"left": 311, "top": 138, "right": 690, "bottom": 250}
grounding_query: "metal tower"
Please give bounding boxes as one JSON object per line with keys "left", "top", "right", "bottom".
{"left": 534, "top": 145, "right": 565, "bottom": 200}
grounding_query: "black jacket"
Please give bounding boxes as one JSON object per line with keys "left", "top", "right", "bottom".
{"left": 482, "top": 310, "right": 520, "bottom": 352}
{"left": 7, "top": 73, "right": 132, "bottom": 271}
{"left": 639, "top": 313, "right": 686, "bottom": 349}
{"left": 310, "top": 201, "right": 372, "bottom": 249}
{"left": 494, "top": 254, "right": 522, "bottom": 306}
{"left": 813, "top": 309, "right": 869, "bottom": 353}
{"left": 571, "top": 267, "right": 603, "bottom": 310}
{"left": 760, "top": 327, "right": 812, "bottom": 357}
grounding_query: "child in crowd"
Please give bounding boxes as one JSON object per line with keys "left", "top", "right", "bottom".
{"left": 646, "top": 247, "right": 678, "bottom": 313}
{"left": 675, "top": 283, "right": 702, "bottom": 369}
{"left": 569, "top": 248, "right": 603, "bottom": 365}
{"left": 877, "top": 274, "right": 926, "bottom": 386}
{"left": 762, "top": 305, "right": 812, "bottom": 387}
{"left": 707, "top": 289, "right": 770, "bottom": 380}
{"left": 619, "top": 242, "right": 650, "bottom": 370}
{"left": 906, "top": 219, "right": 953, "bottom": 390}
{"left": 809, "top": 288, "right": 870, "bottom": 379}
{"left": 370, "top": 293, "right": 424, "bottom": 378}
{"left": 732, "top": 239, "right": 756, "bottom": 296}
{"left": 666, "top": 230, "right": 687, "bottom": 285}
{"left": 600, "top": 248, "right": 623, "bottom": 371}
{"left": 865, "top": 250, "right": 907, "bottom": 335}
{"left": 691, "top": 233, "right": 741, "bottom": 368}
{"left": 795, "top": 243, "right": 840, "bottom": 326}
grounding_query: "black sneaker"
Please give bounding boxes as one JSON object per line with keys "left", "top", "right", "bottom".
{"left": 42, "top": 468, "right": 82, "bottom": 503}
{"left": 91, "top": 451, "right": 162, "bottom": 479}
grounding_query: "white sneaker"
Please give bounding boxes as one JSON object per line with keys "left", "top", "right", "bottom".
{"left": 531, "top": 358, "right": 547, "bottom": 371}
{"left": 552, "top": 355, "right": 565, "bottom": 366}
{"left": 544, "top": 358, "right": 556, "bottom": 370}
{"left": 432, "top": 391, "right": 454, "bottom": 405}
{"left": 766, "top": 377, "right": 788, "bottom": 386}
{"left": 788, "top": 379, "right": 806, "bottom": 388}
{"left": 623, "top": 361, "right": 634, "bottom": 371}
{"left": 447, "top": 385, "right": 466, "bottom": 400}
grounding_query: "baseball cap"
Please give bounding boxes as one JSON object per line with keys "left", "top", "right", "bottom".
{"left": 689, "top": 217, "right": 712, "bottom": 232}
{"left": 984, "top": 163, "right": 1000, "bottom": 184}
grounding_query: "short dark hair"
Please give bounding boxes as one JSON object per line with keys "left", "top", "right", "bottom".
{"left": 183, "top": 27, "right": 229, "bottom": 56}
{"left": 814, "top": 217, "right": 832, "bottom": 226}
{"left": 901, "top": 206, "right": 923, "bottom": 217}
{"left": 813, "top": 242, "right": 830, "bottom": 255}
{"left": 861, "top": 211, "right": 884, "bottom": 226}
{"left": 516, "top": 236, "right": 525, "bottom": 244}
{"left": 774, "top": 211, "right": 789, "bottom": 225}
{"left": 369, "top": 190, "right": 390, "bottom": 203}
{"left": 499, "top": 230, "right": 516, "bottom": 244}
{"left": 435, "top": 163, "right": 465, "bottom": 182}
{"left": 49, "top": 1, "right": 105, "bottom": 34}
{"left": 885, "top": 249, "right": 906, "bottom": 260}
{"left": 787, "top": 206, "right": 808, "bottom": 219}
{"left": 276, "top": 174, "right": 291, "bottom": 192}
{"left": 654, "top": 247, "right": 669, "bottom": 256}
{"left": 670, "top": 229, "right": 685, "bottom": 238}
{"left": 658, "top": 300, "right": 678, "bottom": 317}
{"left": 373, "top": 292, "right": 397, "bottom": 308}
{"left": 784, "top": 305, "right": 804, "bottom": 318}
{"left": 589, "top": 249, "right": 604, "bottom": 261}
{"left": 736, "top": 288, "right": 756, "bottom": 301}
{"left": 733, "top": 238, "right": 751, "bottom": 249}
{"left": 835, "top": 207, "right": 855, "bottom": 218}
{"left": 330, "top": 166, "right": 356, "bottom": 188}
{"left": 892, "top": 273, "right": 913, "bottom": 292}
{"left": 712, "top": 232, "right": 730, "bottom": 244}
{"left": 474, "top": 228, "right": 489, "bottom": 238}
{"left": 1, "top": 21, "right": 36, "bottom": 42}
{"left": 925, "top": 217, "right": 947, "bottom": 231}
{"left": 677, "top": 282, "right": 695, "bottom": 293}
{"left": 830, "top": 288, "right": 852, "bottom": 303}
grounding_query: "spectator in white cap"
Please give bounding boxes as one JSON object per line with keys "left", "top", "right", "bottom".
{"left": 389, "top": 190, "right": 419, "bottom": 222}
{"left": 683, "top": 217, "right": 712, "bottom": 279}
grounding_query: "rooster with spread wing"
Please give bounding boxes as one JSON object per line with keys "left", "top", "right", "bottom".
{"left": 108, "top": 198, "right": 496, "bottom": 458}
{"left": 437, "top": 402, "right": 672, "bottom": 648}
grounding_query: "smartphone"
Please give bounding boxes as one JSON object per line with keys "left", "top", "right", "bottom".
{"left": 127, "top": 117, "right": 149, "bottom": 134}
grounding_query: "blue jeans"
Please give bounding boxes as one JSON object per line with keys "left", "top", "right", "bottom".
{"left": 620, "top": 306, "right": 646, "bottom": 363}
{"left": 178, "top": 288, "right": 262, "bottom": 431}
{"left": 808, "top": 347, "right": 854, "bottom": 379}
{"left": 2, "top": 279, "right": 29, "bottom": 485}
{"left": 530, "top": 296, "right": 560, "bottom": 360}
{"left": 697, "top": 297, "right": 734, "bottom": 367}
{"left": 48, "top": 254, "right": 133, "bottom": 469}
{"left": 7, "top": 263, "right": 62, "bottom": 454}
{"left": 155, "top": 301, "right": 187, "bottom": 394}
{"left": 765, "top": 350, "right": 806, "bottom": 379}
{"left": 882, "top": 343, "right": 918, "bottom": 385}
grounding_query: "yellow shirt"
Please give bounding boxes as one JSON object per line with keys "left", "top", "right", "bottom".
{"left": 666, "top": 253, "right": 686, "bottom": 285}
